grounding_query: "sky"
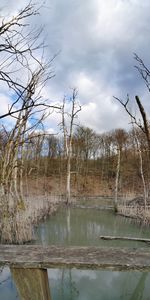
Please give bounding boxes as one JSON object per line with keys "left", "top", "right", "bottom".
{"left": 1, "top": 0, "right": 150, "bottom": 134}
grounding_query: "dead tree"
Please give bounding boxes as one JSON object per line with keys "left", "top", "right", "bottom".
{"left": 0, "top": 2, "right": 59, "bottom": 243}
{"left": 114, "top": 147, "right": 120, "bottom": 212}
{"left": 133, "top": 127, "right": 147, "bottom": 210}
{"left": 114, "top": 54, "right": 150, "bottom": 158}
{"left": 113, "top": 129, "right": 128, "bottom": 211}
{"left": 114, "top": 54, "right": 150, "bottom": 201}
{"left": 60, "top": 88, "right": 81, "bottom": 204}
{"left": 0, "top": 2, "right": 59, "bottom": 120}
{"left": 0, "top": 64, "right": 55, "bottom": 243}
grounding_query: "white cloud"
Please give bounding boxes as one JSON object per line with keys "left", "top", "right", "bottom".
{"left": 0, "top": 94, "right": 10, "bottom": 115}
{"left": 0, "top": 0, "right": 150, "bottom": 133}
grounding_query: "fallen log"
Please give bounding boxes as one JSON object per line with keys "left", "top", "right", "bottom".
{"left": 99, "top": 235, "right": 150, "bottom": 243}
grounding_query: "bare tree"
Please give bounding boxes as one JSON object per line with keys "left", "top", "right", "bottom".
{"left": 60, "top": 88, "right": 81, "bottom": 204}
{"left": 114, "top": 54, "right": 150, "bottom": 158}
{"left": 0, "top": 2, "right": 59, "bottom": 120}
{"left": 0, "top": 2, "right": 59, "bottom": 243}
{"left": 110, "top": 129, "right": 128, "bottom": 211}
{"left": 132, "top": 125, "right": 147, "bottom": 209}
{"left": 114, "top": 54, "right": 150, "bottom": 202}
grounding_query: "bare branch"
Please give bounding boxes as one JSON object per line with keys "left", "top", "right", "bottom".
{"left": 113, "top": 95, "right": 144, "bottom": 133}
{"left": 134, "top": 53, "right": 150, "bottom": 92}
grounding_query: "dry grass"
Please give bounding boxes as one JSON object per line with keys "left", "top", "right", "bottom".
{"left": 25, "top": 175, "right": 117, "bottom": 197}
{"left": 28, "top": 175, "right": 138, "bottom": 199}
{"left": 118, "top": 204, "right": 150, "bottom": 225}
{"left": 0, "top": 192, "right": 62, "bottom": 244}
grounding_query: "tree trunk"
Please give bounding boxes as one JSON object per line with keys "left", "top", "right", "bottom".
{"left": 114, "top": 148, "right": 120, "bottom": 212}
{"left": 66, "top": 154, "right": 71, "bottom": 204}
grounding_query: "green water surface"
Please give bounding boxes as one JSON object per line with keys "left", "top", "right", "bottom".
{"left": 36, "top": 207, "right": 150, "bottom": 300}
{"left": 0, "top": 205, "right": 150, "bottom": 299}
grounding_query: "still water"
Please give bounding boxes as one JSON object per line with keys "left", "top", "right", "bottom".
{"left": 0, "top": 206, "right": 150, "bottom": 299}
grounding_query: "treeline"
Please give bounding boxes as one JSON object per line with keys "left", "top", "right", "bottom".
{"left": 0, "top": 125, "right": 147, "bottom": 197}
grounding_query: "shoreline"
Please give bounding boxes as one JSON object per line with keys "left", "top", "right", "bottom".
{"left": 0, "top": 194, "right": 62, "bottom": 244}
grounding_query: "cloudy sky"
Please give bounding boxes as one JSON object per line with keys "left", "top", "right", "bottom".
{"left": 1, "top": 0, "right": 150, "bottom": 133}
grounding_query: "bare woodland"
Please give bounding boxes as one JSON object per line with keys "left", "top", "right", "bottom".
{"left": 0, "top": 2, "right": 150, "bottom": 243}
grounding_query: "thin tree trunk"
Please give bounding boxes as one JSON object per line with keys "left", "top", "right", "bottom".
{"left": 114, "top": 148, "right": 120, "bottom": 212}
{"left": 66, "top": 154, "right": 71, "bottom": 204}
{"left": 132, "top": 123, "right": 147, "bottom": 210}
{"left": 61, "top": 89, "right": 81, "bottom": 205}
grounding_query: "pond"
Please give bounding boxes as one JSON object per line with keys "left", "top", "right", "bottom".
{"left": 0, "top": 204, "right": 150, "bottom": 299}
